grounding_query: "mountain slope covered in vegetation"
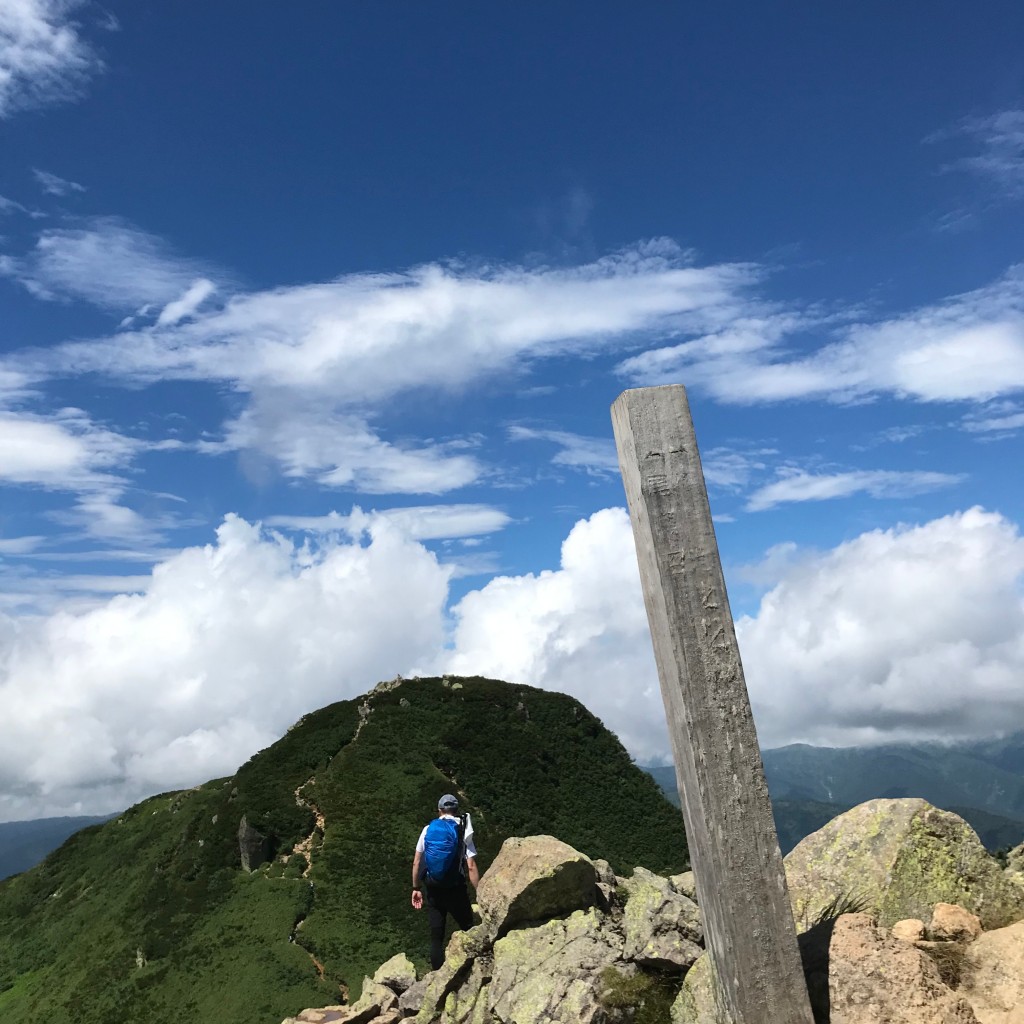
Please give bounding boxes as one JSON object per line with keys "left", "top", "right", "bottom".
{"left": 0, "top": 676, "right": 687, "bottom": 1024}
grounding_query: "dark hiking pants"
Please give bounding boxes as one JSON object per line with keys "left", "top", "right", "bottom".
{"left": 425, "top": 883, "right": 474, "bottom": 970}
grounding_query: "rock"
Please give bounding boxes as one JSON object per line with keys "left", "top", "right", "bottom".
{"left": 621, "top": 867, "right": 702, "bottom": 972}
{"left": 670, "top": 870, "right": 697, "bottom": 902}
{"left": 892, "top": 919, "right": 927, "bottom": 943}
{"left": 397, "top": 976, "right": 429, "bottom": 1017}
{"left": 283, "top": 995, "right": 395, "bottom": 1024}
{"left": 414, "top": 925, "right": 491, "bottom": 1023}
{"left": 476, "top": 836, "right": 598, "bottom": 937}
{"left": 488, "top": 907, "right": 624, "bottom": 1024}
{"left": 930, "top": 904, "right": 983, "bottom": 943}
{"left": 671, "top": 953, "right": 727, "bottom": 1024}
{"left": 238, "top": 815, "right": 272, "bottom": 872}
{"left": 960, "top": 919, "right": 1024, "bottom": 1024}
{"left": 592, "top": 858, "right": 616, "bottom": 887}
{"left": 802, "top": 913, "right": 978, "bottom": 1024}
{"left": 785, "top": 799, "right": 1024, "bottom": 931}
{"left": 434, "top": 956, "right": 491, "bottom": 1024}
{"left": 372, "top": 952, "right": 416, "bottom": 994}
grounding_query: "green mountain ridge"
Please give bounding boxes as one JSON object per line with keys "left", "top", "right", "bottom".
{"left": 0, "top": 676, "right": 688, "bottom": 1024}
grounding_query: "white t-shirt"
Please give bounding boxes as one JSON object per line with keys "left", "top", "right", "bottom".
{"left": 416, "top": 812, "right": 477, "bottom": 859}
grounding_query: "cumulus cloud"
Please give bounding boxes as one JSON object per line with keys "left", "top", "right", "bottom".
{"left": 738, "top": 507, "right": 1024, "bottom": 747}
{"left": 438, "top": 506, "right": 1024, "bottom": 757}
{"left": 0, "top": 0, "right": 102, "bottom": 118}
{"left": 0, "top": 218, "right": 220, "bottom": 312}
{"left": 745, "top": 468, "right": 964, "bottom": 512}
{"left": 0, "top": 514, "right": 452, "bottom": 818}
{"left": 619, "top": 267, "right": 1024, "bottom": 405}
{"left": 436, "top": 508, "right": 670, "bottom": 761}
{"left": 3, "top": 504, "right": 1024, "bottom": 816}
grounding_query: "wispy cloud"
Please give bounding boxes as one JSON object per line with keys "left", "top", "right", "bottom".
{"left": 0, "top": 1, "right": 103, "bottom": 118}
{"left": 0, "top": 407, "right": 176, "bottom": 541}
{"left": 7, "top": 236, "right": 763, "bottom": 495}
{"left": 267, "top": 504, "right": 512, "bottom": 541}
{"left": 0, "top": 217, "right": 220, "bottom": 313}
{"left": 620, "top": 267, "right": 1024, "bottom": 405}
{"left": 745, "top": 468, "right": 964, "bottom": 512}
{"left": 935, "top": 109, "right": 1024, "bottom": 199}
{"left": 508, "top": 426, "right": 620, "bottom": 476}
{"left": 32, "top": 167, "right": 86, "bottom": 196}
{"left": 962, "top": 401, "right": 1024, "bottom": 435}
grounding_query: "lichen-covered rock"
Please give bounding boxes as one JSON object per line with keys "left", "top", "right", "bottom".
{"left": 670, "top": 871, "right": 697, "bottom": 902}
{"left": 929, "top": 904, "right": 983, "bottom": 944}
{"left": 373, "top": 952, "right": 417, "bottom": 994}
{"left": 960, "top": 918, "right": 1024, "bottom": 1024}
{"left": 487, "top": 907, "right": 624, "bottom": 1024}
{"left": 476, "top": 836, "right": 598, "bottom": 936}
{"left": 785, "top": 799, "right": 1024, "bottom": 931}
{"left": 670, "top": 952, "right": 727, "bottom": 1024}
{"left": 437, "top": 957, "right": 492, "bottom": 1024}
{"left": 1004, "top": 842, "right": 1024, "bottom": 892}
{"left": 415, "top": 926, "right": 491, "bottom": 1024}
{"left": 621, "top": 867, "right": 702, "bottom": 971}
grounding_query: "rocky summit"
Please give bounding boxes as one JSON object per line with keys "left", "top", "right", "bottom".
{"left": 284, "top": 800, "right": 1024, "bottom": 1024}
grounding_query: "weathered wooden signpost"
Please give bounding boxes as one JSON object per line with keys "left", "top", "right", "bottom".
{"left": 612, "top": 385, "right": 813, "bottom": 1024}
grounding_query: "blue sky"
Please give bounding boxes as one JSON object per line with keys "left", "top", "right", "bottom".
{"left": 1, "top": 2, "right": 1023, "bottom": 818}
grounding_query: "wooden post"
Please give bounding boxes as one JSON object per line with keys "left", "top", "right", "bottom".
{"left": 612, "top": 385, "right": 812, "bottom": 1024}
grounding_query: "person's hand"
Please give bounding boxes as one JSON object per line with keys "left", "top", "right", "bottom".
{"left": 411, "top": 889, "right": 423, "bottom": 910}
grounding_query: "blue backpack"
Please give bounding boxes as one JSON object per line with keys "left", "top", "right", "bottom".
{"left": 422, "top": 814, "right": 466, "bottom": 887}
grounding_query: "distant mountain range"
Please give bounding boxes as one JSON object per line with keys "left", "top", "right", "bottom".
{"left": 645, "top": 732, "right": 1024, "bottom": 854}
{"left": 0, "top": 816, "right": 113, "bottom": 881}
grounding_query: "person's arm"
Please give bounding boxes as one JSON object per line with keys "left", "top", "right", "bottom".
{"left": 411, "top": 849, "right": 424, "bottom": 909}
{"left": 465, "top": 854, "right": 479, "bottom": 889}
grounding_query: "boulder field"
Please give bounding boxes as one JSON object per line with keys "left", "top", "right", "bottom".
{"left": 283, "top": 800, "right": 1024, "bottom": 1024}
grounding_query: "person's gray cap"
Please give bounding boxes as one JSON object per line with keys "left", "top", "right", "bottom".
{"left": 438, "top": 793, "right": 459, "bottom": 809}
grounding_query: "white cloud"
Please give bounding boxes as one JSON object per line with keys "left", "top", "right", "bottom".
{"left": 0, "top": 514, "right": 452, "bottom": 817}
{"left": 745, "top": 469, "right": 964, "bottom": 512}
{"left": 32, "top": 167, "right": 85, "bottom": 196}
{"left": 266, "top": 504, "right": 511, "bottom": 541}
{"left": 0, "top": 408, "right": 134, "bottom": 486}
{"left": 0, "top": 407, "right": 169, "bottom": 542}
{"left": 737, "top": 507, "right": 1024, "bottom": 747}
{"left": 436, "top": 508, "right": 670, "bottom": 762}
{"left": 4, "top": 504, "right": 1024, "bottom": 815}
{"left": 0, "top": 0, "right": 102, "bottom": 118}
{"left": 6, "top": 238, "right": 755, "bottom": 494}
{"left": 29, "top": 239, "right": 756, "bottom": 398}
{"left": 0, "top": 535, "right": 44, "bottom": 555}
{"left": 508, "top": 426, "right": 620, "bottom": 476}
{"left": 155, "top": 277, "right": 216, "bottom": 327}
{"left": 206, "top": 403, "right": 482, "bottom": 495}
{"left": 962, "top": 401, "right": 1024, "bottom": 435}
{"left": 1, "top": 218, "right": 219, "bottom": 311}
{"left": 619, "top": 268, "right": 1024, "bottom": 405}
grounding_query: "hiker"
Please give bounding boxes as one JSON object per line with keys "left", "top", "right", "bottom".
{"left": 411, "top": 793, "right": 480, "bottom": 970}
